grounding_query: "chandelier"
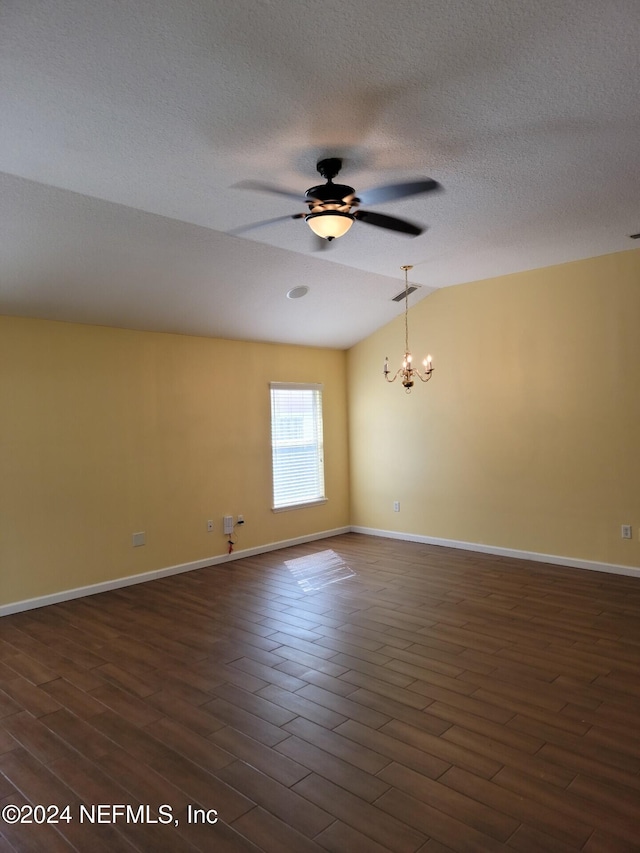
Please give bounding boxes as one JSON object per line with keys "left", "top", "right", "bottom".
{"left": 383, "top": 264, "right": 434, "bottom": 393}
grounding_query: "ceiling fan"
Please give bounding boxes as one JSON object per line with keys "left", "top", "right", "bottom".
{"left": 233, "top": 158, "right": 442, "bottom": 246}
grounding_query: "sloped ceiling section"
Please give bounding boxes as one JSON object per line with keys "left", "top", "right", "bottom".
{"left": 1, "top": 0, "right": 639, "bottom": 347}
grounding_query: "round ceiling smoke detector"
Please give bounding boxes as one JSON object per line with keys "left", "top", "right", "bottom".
{"left": 287, "top": 286, "right": 309, "bottom": 299}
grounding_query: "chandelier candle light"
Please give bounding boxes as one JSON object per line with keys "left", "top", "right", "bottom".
{"left": 383, "top": 264, "right": 434, "bottom": 393}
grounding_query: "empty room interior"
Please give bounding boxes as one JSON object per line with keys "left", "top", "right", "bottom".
{"left": 1, "top": 2, "right": 640, "bottom": 851}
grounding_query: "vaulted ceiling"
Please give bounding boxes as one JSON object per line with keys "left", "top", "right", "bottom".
{"left": 1, "top": 0, "right": 639, "bottom": 347}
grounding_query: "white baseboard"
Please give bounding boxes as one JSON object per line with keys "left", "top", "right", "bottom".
{"left": 4, "top": 523, "right": 638, "bottom": 616}
{"left": 350, "top": 525, "right": 640, "bottom": 579}
{"left": 0, "top": 526, "right": 351, "bottom": 616}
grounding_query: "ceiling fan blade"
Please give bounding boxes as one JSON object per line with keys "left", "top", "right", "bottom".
{"left": 229, "top": 213, "right": 305, "bottom": 235}
{"left": 356, "top": 178, "right": 441, "bottom": 206}
{"left": 233, "top": 180, "right": 304, "bottom": 203}
{"left": 354, "top": 209, "right": 424, "bottom": 236}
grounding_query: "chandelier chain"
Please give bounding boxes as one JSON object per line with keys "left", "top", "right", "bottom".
{"left": 404, "top": 265, "right": 410, "bottom": 355}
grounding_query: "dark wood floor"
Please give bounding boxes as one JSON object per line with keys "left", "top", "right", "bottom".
{"left": 1, "top": 533, "right": 640, "bottom": 852}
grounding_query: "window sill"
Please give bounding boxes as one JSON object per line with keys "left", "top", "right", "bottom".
{"left": 272, "top": 498, "right": 328, "bottom": 513}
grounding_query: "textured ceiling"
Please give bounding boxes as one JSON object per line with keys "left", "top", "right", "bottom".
{"left": 1, "top": 0, "right": 639, "bottom": 348}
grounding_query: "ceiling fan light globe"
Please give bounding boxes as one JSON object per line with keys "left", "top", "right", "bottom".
{"left": 306, "top": 211, "right": 354, "bottom": 240}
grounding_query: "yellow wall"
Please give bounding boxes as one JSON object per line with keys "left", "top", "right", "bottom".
{"left": 348, "top": 249, "right": 640, "bottom": 569}
{"left": 3, "top": 247, "right": 640, "bottom": 610}
{"left": 0, "top": 318, "right": 349, "bottom": 606}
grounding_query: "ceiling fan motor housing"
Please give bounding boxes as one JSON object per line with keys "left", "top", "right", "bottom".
{"left": 306, "top": 157, "right": 358, "bottom": 215}
{"left": 305, "top": 183, "right": 356, "bottom": 208}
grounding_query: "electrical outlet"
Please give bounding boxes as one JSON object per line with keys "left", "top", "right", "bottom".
{"left": 237, "top": 514, "right": 244, "bottom": 524}
{"left": 207, "top": 519, "right": 214, "bottom": 532}
{"left": 132, "top": 531, "right": 146, "bottom": 547}
{"left": 621, "top": 524, "right": 632, "bottom": 539}
{"left": 393, "top": 501, "right": 400, "bottom": 512}
{"left": 223, "top": 515, "right": 234, "bottom": 534}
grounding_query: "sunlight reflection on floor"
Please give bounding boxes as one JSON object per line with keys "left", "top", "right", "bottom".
{"left": 285, "top": 549, "right": 356, "bottom": 592}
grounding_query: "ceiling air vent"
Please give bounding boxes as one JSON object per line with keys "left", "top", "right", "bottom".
{"left": 392, "top": 285, "right": 419, "bottom": 302}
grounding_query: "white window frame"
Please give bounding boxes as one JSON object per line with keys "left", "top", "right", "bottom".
{"left": 270, "top": 382, "right": 326, "bottom": 512}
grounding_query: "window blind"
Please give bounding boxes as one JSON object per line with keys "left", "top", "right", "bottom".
{"left": 270, "top": 382, "right": 325, "bottom": 510}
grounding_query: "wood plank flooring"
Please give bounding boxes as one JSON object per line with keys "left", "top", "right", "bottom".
{"left": 1, "top": 533, "right": 640, "bottom": 852}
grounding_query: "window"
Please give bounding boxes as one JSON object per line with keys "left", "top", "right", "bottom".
{"left": 270, "top": 382, "right": 325, "bottom": 511}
